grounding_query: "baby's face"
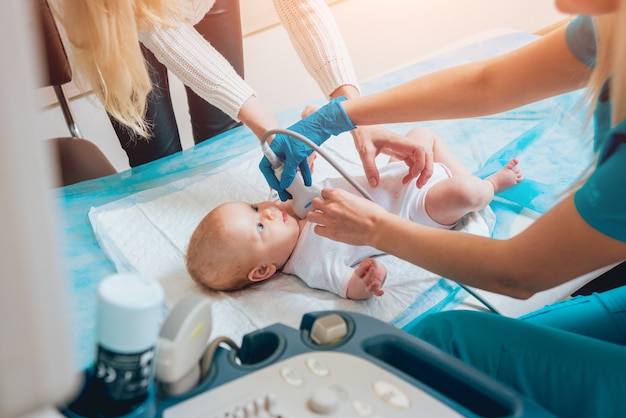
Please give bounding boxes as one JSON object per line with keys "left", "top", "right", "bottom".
{"left": 220, "top": 201, "right": 300, "bottom": 266}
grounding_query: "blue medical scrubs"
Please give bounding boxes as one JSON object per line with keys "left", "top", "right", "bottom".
{"left": 407, "top": 16, "right": 626, "bottom": 418}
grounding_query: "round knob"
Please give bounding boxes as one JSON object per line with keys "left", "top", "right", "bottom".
{"left": 308, "top": 387, "right": 339, "bottom": 414}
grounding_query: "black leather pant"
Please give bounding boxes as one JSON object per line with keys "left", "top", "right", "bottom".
{"left": 111, "top": 0, "right": 244, "bottom": 167}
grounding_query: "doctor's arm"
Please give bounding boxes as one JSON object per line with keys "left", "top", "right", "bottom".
{"left": 308, "top": 190, "right": 626, "bottom": 300}
{"left": 331, "top": 85, "right": 435, "bottom": 189}
{"left": 341, "top": 23, "right": 592, "bottom": 126}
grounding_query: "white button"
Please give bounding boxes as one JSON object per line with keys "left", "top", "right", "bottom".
{"left": 308, "top": 387, "right": 339, "bottom": 414}
{"left": 352, "top": 399, "right": 374, "bottom": 416}
{"left": 310, "top": 314, "right": 348, "bottom": 345}
{"left": 279, "top": 366, "right": 304, "bottom": 386}
{"left": 372, "top": 380, "right": 411, "bottom": 409}
{"left": 306, "top": 357, "right": 330, "bottom": 376}
{"left": 265, "top": 393, "right": 278, "bottom": 414}
{"left": 244, "top": 401, "right": 255, "bottom": 416}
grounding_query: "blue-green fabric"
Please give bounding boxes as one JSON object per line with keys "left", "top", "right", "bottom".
{"left": 408, "top": 302, "right": 626, "bottom": 418}
{"left": 566, "top": 15, "right": 596, "bottom": 67}
{"left": 575, "top": 137, "right": 626, "bottom": 242}
{"left": 520, "top": 286, "right": 626, "bottom": 346}
{"left": 569, "top": 15, "right": 626, "bottom": 242}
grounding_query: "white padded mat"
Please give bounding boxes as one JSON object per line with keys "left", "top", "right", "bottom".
{"left": 89, "top": 133, "right": 495, "bottom": 343}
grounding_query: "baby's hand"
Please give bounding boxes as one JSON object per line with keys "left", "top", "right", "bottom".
{"left": 354, "top": 258, "right": 386, "bottom": 297}
{"left": 299, "top": 104, "right": 319, "bottom": 173}
{"left": 301, "top": 104, "right": 320, "bottom": 119}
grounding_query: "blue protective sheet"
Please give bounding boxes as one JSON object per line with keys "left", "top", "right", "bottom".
{"left": 55, "top": 31, "right": 593, "bottom": 370}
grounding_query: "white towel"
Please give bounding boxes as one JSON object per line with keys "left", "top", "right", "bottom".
{"left": 89, "top": 133, "right": 494, "bottom": 343}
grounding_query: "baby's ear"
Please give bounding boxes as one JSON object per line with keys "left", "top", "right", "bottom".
{"left": 248, "top": 264, "right": 277, "bottom": 282}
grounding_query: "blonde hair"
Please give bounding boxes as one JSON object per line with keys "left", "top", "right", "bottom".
{"left": 587, "top": 8, "right": 626, "bottom": 126}
{"left": 185, "top": 208, "right": 255, "bottom": 292}
{"left": 54, "top": 0, "right": 181, "bottom": 138}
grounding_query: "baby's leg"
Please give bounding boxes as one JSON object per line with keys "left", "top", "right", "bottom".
{"left": 404, "top": 127, "right": 472, "bottom": 176}
{"left": 426, "top": 159, "right": 522, "bottom": 226}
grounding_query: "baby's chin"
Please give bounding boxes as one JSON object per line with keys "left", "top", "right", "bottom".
{"left": 291, "top": 215, "right": 306, "bottom": 232}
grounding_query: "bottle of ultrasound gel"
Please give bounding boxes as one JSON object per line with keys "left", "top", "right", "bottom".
{"left": 94, "top": 273, "right": 164, "bottom": 417}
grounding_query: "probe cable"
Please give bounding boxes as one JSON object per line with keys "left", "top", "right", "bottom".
{"left": 262, "top": 128, "right": 501, "bottom": 315}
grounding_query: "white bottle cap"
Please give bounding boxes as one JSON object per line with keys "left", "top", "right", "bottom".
{"left": 96, "top": 273, "right": 164, "bottom": 353}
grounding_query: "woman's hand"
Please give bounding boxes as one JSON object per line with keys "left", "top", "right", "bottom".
{"left": 307, "top": 188, "right": 388, "bottom": 247}
{"left": 350, "top": 125, "right": 433, "bottom": 188}
{"left": 301, "top": 102, "right": 434, "bottom": 190}
{"left": 259, "top": 97, "right": 355, "bottom": 201}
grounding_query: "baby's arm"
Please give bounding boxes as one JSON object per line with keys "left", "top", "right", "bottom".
{"left": 346, "top": 258, "right": 387, "bottom": 300}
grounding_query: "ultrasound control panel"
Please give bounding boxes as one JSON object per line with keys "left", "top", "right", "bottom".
{"left": 155, "top": 311, "right": 553, "bottom": 418}
{"left": 163, "top": 351, "right": 461, "bottom": 417}
{"left": 60, "top": 311, "right": 553, "bottom": 417}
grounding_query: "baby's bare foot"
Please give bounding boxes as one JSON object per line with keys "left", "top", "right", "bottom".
{"left": 487, "top": 158, "right": 523, "bottom": 194}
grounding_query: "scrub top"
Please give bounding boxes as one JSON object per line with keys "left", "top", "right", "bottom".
{"left": 567, "top": 16, "right": 626, "bottom": 242}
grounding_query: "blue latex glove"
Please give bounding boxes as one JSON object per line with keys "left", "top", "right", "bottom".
{"left": 259, "top": 96, "right": 356, "bottom": 201}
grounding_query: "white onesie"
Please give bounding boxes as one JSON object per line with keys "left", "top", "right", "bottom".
{"left": 282, "top": 161, "right": 453, "bottom": 298}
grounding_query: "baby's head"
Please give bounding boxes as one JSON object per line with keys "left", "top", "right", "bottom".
{"left": 185, "top": 201, "right": 300, "bottom": 291}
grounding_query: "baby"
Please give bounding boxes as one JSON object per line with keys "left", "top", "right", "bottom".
{"left": 185, "top": 127, "right": 523, "bottom": 300}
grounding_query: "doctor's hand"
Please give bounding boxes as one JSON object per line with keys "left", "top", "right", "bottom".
{"left": 350, "top": 125, "right": 434, "bottom": 188}
{"left": 299, "top": 104, "right": 434, "bottom": 189}
{"left": 259, "top": 97, "right": 355, "bottom": 201}
{"left": 307, "top": 188, "right": 389, "bottom": 248}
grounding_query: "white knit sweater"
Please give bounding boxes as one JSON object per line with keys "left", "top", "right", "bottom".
{"left": 139, "top": 0, "right": 359, "bottom": 121}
